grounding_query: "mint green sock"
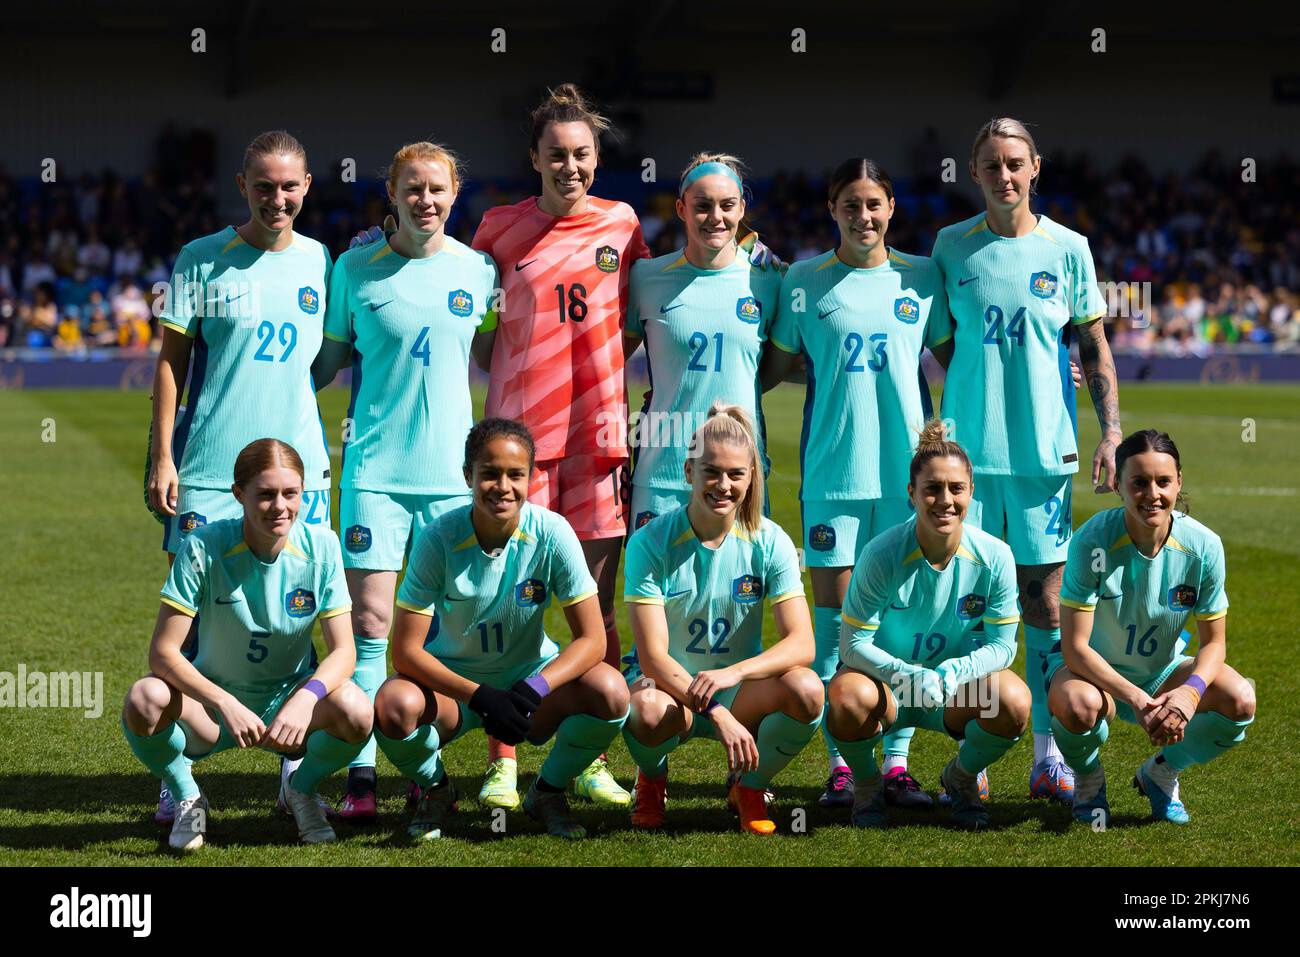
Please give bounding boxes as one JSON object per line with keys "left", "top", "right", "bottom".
{"left": 813, "top": 606, "right": 842, "bottom": 762}
{"left": 539, "top": 709, "right": 628, "bottom": 789}
{"left": 829, "top": 730, "right": 883, "bottom": 780}
{"left": 122, "top": 717, "right": 200, "bottom": 801}
{"left": 742, "top": 710, "right": 821, "bottom": 788}
{"left": 290, "top": 729, "right": 365, "bottom": 795}
{"left": 1050, "top": 714, "right": 1109, "bottom": 775}
{"left": 883, "top": 725, "right": 915, "bottom": 760}
{"left": 958, "top": 719, "right": 1021, "bottom": 774}
{"left": 1161, "top": 711, "right": 1253, "bottom": 772}
{"left": 375, "top": 723, "right": 444, "bottom": 787}
{"left": 623, "top": 726, "right": 679, "bottom": 778}
{"left": 1022, "top": 624, "right": 1058, "bottom": 735}
{"left": 349, "top": 636, "right": 388, "bottom": 769}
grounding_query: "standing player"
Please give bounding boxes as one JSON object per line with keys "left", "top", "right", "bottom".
{"left": 932, "top": 118, "right": 1122, "bottom": 802}
{"left": 624, "top": 152, "right": 782, "bottom": 529}
{"left": 1048, "top": 430, "right": 1254, "bottom": 826}
{"left": 311, "top": 142, "right": 498, "bottom": 820}
{"left": 373, "top": 419, "right": 629, "bottom": 840}
{"left": 145, "top": 130, "right": 334, "bottom": 821}
{"left": 762, "top": 159, "right": 956, "bottom": 810}
{"left": 122, "top": 439, "right": 372, "bottom": 851}
{"left": 826, "top": 422, "right": 1029, "bottom": 829}
{"left": 622, "top": 404, "right": 822, "bottom": 835}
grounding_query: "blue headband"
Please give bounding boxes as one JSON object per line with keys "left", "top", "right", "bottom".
{"left": 679, "top": 161, "right": 743, "bottom": 197}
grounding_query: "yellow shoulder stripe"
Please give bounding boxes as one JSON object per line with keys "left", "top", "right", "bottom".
{"left": 625, "top": 595, "right": 665, "bottom": 605}
{"left": 814, "top": 253, "right": 839, "bottom": 272}
{"left": 960, "top": 219, "right": 988, "bottom": 240}
{"left": 160, "top": 319, "right": 193, "bottom": 337}
{"left": 842, "top": 613, "right": 875, "bottom": 630}
{"left": 395, "top": 599, "right": 436, "bottom": 616}
{"left": 160, "top": 596, "right": 197, "bottom": 617}
{"left": 318, "top": 604, "right": 352, "bottom": 620}
{"left": 983, "top": 614, "right": 1020, "bottom": 625}
{"left": 1059, "top": 597, "right": 1096, "bottom": 612}
{"left": 1194, "top": 609, "right": 1227, "bottom": 622}
{"left": 452, "top": 532, "right": 479, "bottom": 552}
{"left": 220, "top": 234, "right": 245, "bottom": 254}
{"left": 366, "top": 243, "right": 395, "bottom": 265}
{"left": 663, "top": 254, "right": 689, "bottom": 271}
{"left": 770, "top": 590, "right": 805, "bottom": 605}
{"left": 558, "top": 589, "right": 597, "bottom": 608}
{"left": 887, "top": 250, "right": 913, "bottom": 268}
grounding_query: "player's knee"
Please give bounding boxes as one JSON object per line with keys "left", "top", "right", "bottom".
{"left": 351, "top": 605, "right": 391, "bottom": 640}
{"left": 826, "top": 676, "right": 874, "bottom": 737}
{"left": 123, "top": 676, "right": 174, "bottom": 731}
{"left": 585, "top": 664, "right": 630, "bottom": 720}
{"left": 993, "top": 674, "right": 1031, "bottom": 734}
{"left": 781, "top": 667, "right": 825, "bottom": 722}
{"left": 628, "top": 688, "right": 673, "bottom": 743}
{"left": 332, "top": 683, "right": 374, "bottom": 742}
{"left": 374, "top": 682, "right": 420, "bottom": 739}
{"left": 1056, "top": 686, "right": 1104, "bottom": 733}
{"left": 1221, "top": 675, "right": 1256, "bottom": 722}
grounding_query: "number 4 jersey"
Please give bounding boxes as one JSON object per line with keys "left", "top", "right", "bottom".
{"left": 160, "top": 227, "right": 333, "bottom": 491}
{"left": 324, "top": 236, "right": 498, "bottom": 495}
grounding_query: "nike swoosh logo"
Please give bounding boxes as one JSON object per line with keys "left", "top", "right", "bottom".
{"left": 666, "top": 589, "right": 691, "bottom": 598}
{"left": 817, "top": 306, "right": 842, "bottom": 320}
{"left": 775, "top": 746, "right": 800, "bottom": 756}
{"left": 660, "top": 303, "right": 685, "bottom": 313}
{"left": 1098, "top": 594, "right": 1119, "bottom": 600}
{"left": 958, "top": 277, "right": 978, "bottom": 287}
{"left": 215, "top": 596, "right": 241, "bottom": 604}
{"left": 889, "top": 602, "right": 908, "bottom": 610}
{"left": 369, "top": 300, "right": 393, "bottom": 312}
{"left": 515, "top": 259, "right": 538, "bottom": 271}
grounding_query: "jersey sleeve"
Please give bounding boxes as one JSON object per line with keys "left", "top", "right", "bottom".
{"left": 766, "top": 525, "right": 805, "bottom": 605}
{"left": 1194, "top": 536, "right": 1229, "bottom": 621}
{"left": 622, "top": 528, "right": 664, "bottom": 604}
{"left": 549, "top": 516, "right": 598, "bottom": 606}
{"left": 839, "top": 543, "right": 925, "bottom": 685}
{"left": 1059, "top": 522, "right": 1102, "bottom": 611}
{"left": 323, "top": 253, "right": 353, "bottom": 344}
{"left": 934, "top": 550, "right": 1020, "bottom": 694}
{"left": 159, "top": 245, "right": 200, "bottom": 337}
{"left": 924, "top": 267, "right": 954, "bottom": 349}
{"left": 160, "top": 533, "right": 206, "bottom": 615}
{"left": 1069, "top": 238, "right": 1107, "bottom": 323}
{"left": 395, "top": 526, "right": 445, "bottom": 616}
{"left": 316, "top": 531, "right": 352, "bottom": 620}
{"left": 617, "top": 218, "right": 649, "bottom": 331}
{"left": 624, "top": 261, "right": 647, "bottom": 339}
{"left": 770, "top": 272, "right": 802, "bottom": 354}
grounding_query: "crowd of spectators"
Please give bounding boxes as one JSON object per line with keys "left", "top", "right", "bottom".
{"left": 1, "top": 124, "right": 1295, "bottom": 356}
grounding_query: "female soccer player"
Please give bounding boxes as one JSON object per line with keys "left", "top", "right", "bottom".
{"left": 145, "top": 130, "right": 335, "bottom": 823}
{"left": 311, "top": 142, "right": 498, "bottom": 820}
{"left": 825, "top": 422, "right": 1029, "bottom": 829}
{"left": 1048, "top": 430, "right": 1254, "bottom": 826}
{"left": 622, "top": 404, "right": 822, "bottom": 835}
{"left": 762, "top": 158, "right": 956, "bottom": 811}
{"left": 121, "top": 439, "right": 372, "bottom": 851}
{"left": 623, "top": 152, "right": 783, "bottom": 529}
{"left": 931, "top": 117, "right": 1123, "bottom": 802}
{"left": 373, "top": 419, "right": 629, "bottom": 841}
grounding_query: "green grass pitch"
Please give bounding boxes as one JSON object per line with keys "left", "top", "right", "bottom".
{"left": 0, "top": 382, "right": 1297, "bottom": 866}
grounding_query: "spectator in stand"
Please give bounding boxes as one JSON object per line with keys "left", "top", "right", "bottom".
{"left": 22, "top": 250, "right": 57, "bottom": 296}
{"left": 24, "top": 283, "right": 58, "bottom": 347}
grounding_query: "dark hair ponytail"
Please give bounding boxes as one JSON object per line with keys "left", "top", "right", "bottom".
{"left": 1114, "top": 429, "right": 1189, "bottom": 513}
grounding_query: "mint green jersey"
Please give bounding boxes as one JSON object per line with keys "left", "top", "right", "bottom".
{"left": 626, "top": 251, "right": 782, "bottom": 491}
{"left": 933, "top": 214, "right": 1105, "bottom": 477}
{"left": 771, "top": 249, "right": 951, "bottom": 500}
{"left": 1060, "top": 508, "right": 1227, "bottom": 684}
{"left": 161, "top": 518, "right": 351, "bottom": 696}
{"left": 160, "top": 227, "right": 331, "bottom": 491}
{"left": 624, "top": 506, "right": 805, "bottom": 675}
{"left": 324, "top": 237, "right": 498, "bottom": 495}
{"left": 395, "top": 503, "right": 597, "bottom": 676}
{"left": 841, "top": 516, "right": 1020, "bottom": 692}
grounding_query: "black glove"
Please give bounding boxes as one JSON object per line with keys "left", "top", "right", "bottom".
{"left": 510, "top": 679, "right": 543, "bottom": 711}
{"left": 468, "top": 684, "right": 533, "bottom": 745}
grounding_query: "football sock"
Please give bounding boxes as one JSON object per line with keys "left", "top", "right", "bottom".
{"left": 348, "top": 635, "right": 387, "bottom": 770}
{"left": 1160, "top": 711, "right": 1253, "bottom": 771}
{"left": 1022, "top": 624, "right": 1058, "bottom": 737}
{"left": 743, "top": 710, "right": 820, "bottom": 789}
{"left": 291, "top": 729, "right": 364, "bottom": 795}
{"left": 539, "top": 710, "right": 628, "bottom": 790}
{"left": 623, "top": 728, "right": 679, "bottom": 779}
{"left": 813, "top": 606, "right": 842, "bottom": 762}
{"left": 376, "top": 723, "right": 444, "bottom": 788}
{"left": 829, "top": 730, "right": 883, "bottom": 781}
{"left": 1050, "top": 715, "right": 1109, "bottom": 776}
{"left": 958, "top": 719, "right": 1020, "bottom": 775}
{"left": 122, "top": 718, "right": 200, "bottom": 802}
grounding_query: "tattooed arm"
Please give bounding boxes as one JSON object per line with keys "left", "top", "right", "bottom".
{"left": 1075, "top": 317, "right": 1123, "bottom": 492}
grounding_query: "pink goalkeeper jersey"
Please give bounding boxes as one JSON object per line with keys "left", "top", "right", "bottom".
{"left": 472, "top": 196, "right": 649, "bottom": 462}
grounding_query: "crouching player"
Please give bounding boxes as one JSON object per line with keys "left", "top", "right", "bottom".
{"left": 825, "top": 422, "right": 1029, "bottom": 829}
{"left": 1049, "top": 429, "right": 1255, "bottom": 827}
{"left": 373, "top": 419, "right": 629, "bottom": 841}
{"left": 622, "top": 404, "right": 822, "bottom": 835}
{"left": 122, "top": 439, "right": 372, "bottom": 852}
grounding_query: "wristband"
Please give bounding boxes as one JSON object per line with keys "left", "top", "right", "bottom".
{"left": 523, "top": 674, "right": 550, "bottom": 699}
{"left": 302, "top": 679, "right": 328, "bottom": 701}
{"left": 1183, "top": 674, "right": 1207, "bottom": 700}
{"left": 704, "top": 696, "right": 722, "bottom": 714}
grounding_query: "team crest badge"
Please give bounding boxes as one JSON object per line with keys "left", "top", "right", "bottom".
{"left": 285, "top": 588, "right": 316, "bottom": 618}
{"left": 1168, "top": 584, "right": 1198, "bottom": 611}
{"left": 893, "top": 296, "right": 920, "bottom": 324}
{"left": 344, "top": 525, "right": 372, "bottom": 553}
{"left": 298, "top": 286, "right": 320, "bottom": 314}
{"left": 809, "top": 524, "right": 836, "bottom": 551}
{"left": 735, "top": 296, "right": 762, "bottom": 324}
{"left": 1029, "top": 271, "right": 1058, "bottom": 299}
{"left": 447, "top": 289, "right": 474, "bottom": 317}
{"left": 515, "top": 578, "right": 547, "bottom": 607}
{"left": 733, "top": 575, "right": 763, "bottom": 604}
{"left": 178, "top": 511, "right": 206, "bottom": 534}
{"left": 956, "top": 593, "right": 987, "bottom": 620}
{"left": 595, "top": 245, "right": 620, "bottom": 273}
{"left": 635, "top": 510, "right": 656, "bottom": 529}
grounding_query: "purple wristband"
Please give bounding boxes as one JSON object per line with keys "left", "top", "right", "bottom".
{"left": 704, "top": 696, "right": 722, "bottom": 714}
{"left": 1184, "top": 674, "right": 1207, "bottom": 697}
{"left": 524, "top": 674, "right": 551, "bottom": 699}
{"left": 302, "top": 679, "right": 328, "bottom": 701}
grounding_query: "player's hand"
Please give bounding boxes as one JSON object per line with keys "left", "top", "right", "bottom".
{"left": 1091, "top": 431, "right": 1121, "bottom": 493}
{"left": 217, "top": 695, "right": 267, "bottom": 749}
{"left": 711, "top": 707, "right": 759, "bottom": 773}
{"left": 913, "top": 669, "right": 946, "bottom": 710}
{"left": 261, "top": 689, "right": 316, "bottom": 754}
{"left": 148, "top": 455, "right": 179, "bottom": 516}
{"left": 348, "top": 215, "right": 396, "bottom": 250}
{"left": 1148, "top": 686, "right": 1196, "bottom": 742}
{"left": 1069, "top": 359, "right": 1082, "bottom": 389}
{"left": 738, "top": 230, "right": 784, "bottom": 273}
{"left": 468, "top": 683, "right": 533, "bottom": 745}
{"left": 686, "top": 666, "right": 742, "bottom": 713}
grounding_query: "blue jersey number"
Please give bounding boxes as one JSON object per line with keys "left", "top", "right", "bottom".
{"left": 687, "top": 331, "right": 724, "bottom": 372}
{"left": 1043, "top": 490, "right": 1072, "bottom": 545}
{"left": 253, "top": 321, "right": 298, "bottom": 362}
{"left": 845, "top": 332, "right": 887, "bottom": 372}
{"left": 478, "top": 621, "right": 504, "bottom": 655}
{"left": 246, "top": 631, "right": 270, "bottom": 664}
{"left": 911, "top": 631, "right": 947, "bottom": 662}
{"left": 1124, "top": 624, "right": 1159, "bottom": 657}
{"left": 410, "top": 327, "right": 432, "bottom": 367}
{"left": 686, "top": 617, "right": 732, "bottom": 655}
{"left": 982, "top": 306, "right": 1026, "bottom": 346}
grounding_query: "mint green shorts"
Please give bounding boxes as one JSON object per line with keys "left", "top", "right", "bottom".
{"left": 183, "top": 674, "right": 310, "bottom": 760}
{"left": 630, "top": 484, "right": 690, "bottom": 534}
{"left": 966, "top": 473, "right": 1072, "bottom": 566}
{"left": 802, "top": 497, "right": 913, "bottom": 568}
{"left": 340, "top": 488, "right": 470, "bottom": 571}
